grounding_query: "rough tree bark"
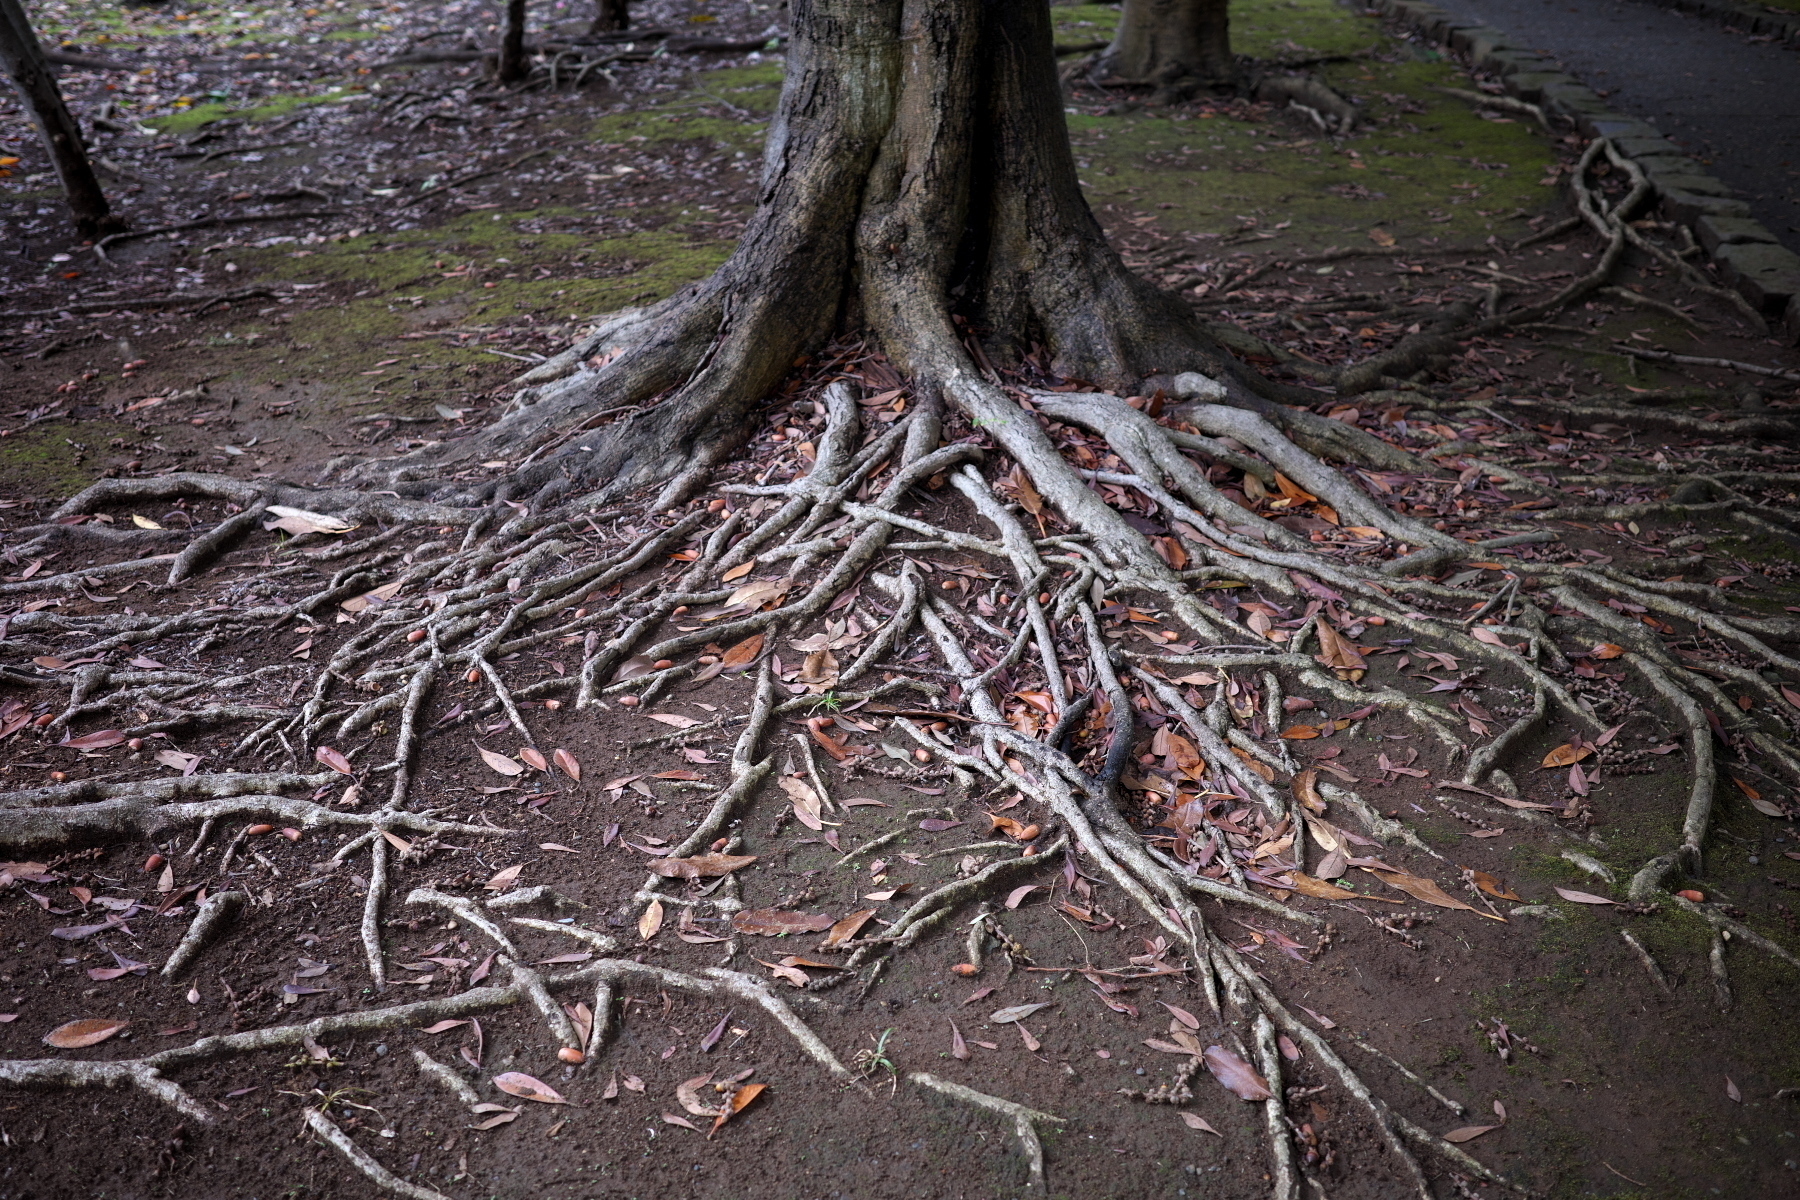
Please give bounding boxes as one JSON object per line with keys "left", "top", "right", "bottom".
{"left": 497, "top": 0, "right": 529, "bottom": 83}
{"left": 0, "top": 0, "right": 120, "bottom": 237}
{"left": 1093, "top": 0, "right": 1237, "bottom": 98}
{"left": 333, "top": 0, "right": 1388, "bottom": 508}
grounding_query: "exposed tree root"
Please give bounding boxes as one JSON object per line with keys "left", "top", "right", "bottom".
{"left": 0, "top": 1058, "right": 213, "bottom": 1126}
{"left": 304, "top": 1108, "right": 455, "bottom": 1200}
{"left": 161, "top": 890, "right": 245, "bottom": 978}
{"left": 909, "top": 1072, "right": 1066, "bottom": 1192}
{"left": 5, "top": 14, "right": 1796, "bottom": 1192}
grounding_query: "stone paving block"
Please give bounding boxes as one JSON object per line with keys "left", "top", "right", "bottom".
{"left": 1588, "top": 117, "right": 1662, "bottom": 141}
{"left": 1714, "top": 242, "right": 1800, "bottom": 311}
{"left": 1502, "top": 71, "right": 1564, "bottom": 102}
{"left": 1696, "top": 215, "right": 1779, "bottom": 254}
{"left": 1639, "top": 162, "right": 1735, "bottom": 197}
{"left": 1611, "top": 135, "right": 1682, "bottom": 158}
{"left": 1658, "top": 190, "right": 1753, "bottom": 224}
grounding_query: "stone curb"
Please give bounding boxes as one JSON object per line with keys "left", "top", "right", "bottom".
{"left": 1634, "top": 0, "right": 1800, "bottom": 46}
{"left": 1366, "top": 0, "right": 1800, "bottom": 343}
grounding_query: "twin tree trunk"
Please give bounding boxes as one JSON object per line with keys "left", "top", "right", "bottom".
{"left": 1096, "top": 0, "right": 1237, "bottom": 97}
{"left": 0, "top": 0, "right": 118, "bottom": 237}
{"left": 384, "top": 0, "right": 1278, "bottom": 504}
{"left": 589, "top": 0, "right": 630, "bottom": 35}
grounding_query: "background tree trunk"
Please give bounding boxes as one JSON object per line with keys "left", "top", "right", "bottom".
{"left": 0, "top": 0, "right": 120, "bottom": 237}
{"left": 588, "top": 0, "right": 628, "bottom": 35}
{"left": 1095, "top": 0, "right": 1237, "bottom": 99}
{"left": 497, "top": 0, "right": 528, "bottom": 83}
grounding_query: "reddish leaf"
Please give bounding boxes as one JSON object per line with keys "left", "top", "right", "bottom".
{"left": 1159, "top": 1002, "right": 1201, "bottom": 1030}
{"left": 314, "top": 746, "right": 354, "bottom": 775}
{"left": 1471, "top": 871, "right": 1523, "bottom": 902}
{"left": 721, "top": 633, "right": 765, "bottom": 669}
{"left": 553, "top": 748, "right": 581, "bottom": 781}
{"left": 42, "top": 1018, "right": 129, "bottom": 1048}
{"left": 821, "top": 908, "right": 876, "bottom": 949}
{"left": 519, "top": 747, "right": 549, "bottom": 772}
{"left": 61, "top": 730, "right": 126, "bottom": 750}
{"left": 1004, "top": 885, "right": 1044, "bottom": 910}
{"left": 646, "top": 853, "right": 758, "bottom": 880}
{"left": 493, "top": 1072, "right": 569, "bottom": 1104}
{"left": 1202, "top": 1045, "right": 1273, "bottom": 1101}
{"left": 1444, "top": 1125, "right": 1500, "bottom": 1143}
{"left": 950, "top": 1020, "right": 970, "bottom": 1061}
{"left": 917, "top": 818, "right": 963, "bottom": 832}
{"left": 1540, "top": 744, "right": 1592, "bottom": 769}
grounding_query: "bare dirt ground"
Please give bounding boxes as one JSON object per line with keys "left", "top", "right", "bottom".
{"left": 3, "top": 2, "right": 1800, "bottom": 1199}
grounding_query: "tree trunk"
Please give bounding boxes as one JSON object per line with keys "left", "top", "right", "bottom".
{"left": 339, "top": 0, "right": 1387, "bottom": 506}
{"left": 497, "top": 0, "right": 528, "bottom": 83}
{"left": 588, "top": 0, "right": 628, "bottom": 35}
{"left": 1095, "top": 0, "right": 1237, "bottom": 99}
{"left": 0, "top": 0, "right": 120, "bottom": 238}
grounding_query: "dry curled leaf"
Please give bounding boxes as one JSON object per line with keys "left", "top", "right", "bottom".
{"left": 676, "top": 1073, "right": 725, "bottom": 1117}
{"left": 42, "top": 1018, "right": 130, "bottom": 1048}
{"left": 519, "top": 747, "right": 549, "bottom": 772}
{"left": 483, "top": 864, "right": 522, "bottom": 892}
{"left": 950, "top": 1020, "right": 971, "bottom": 1061}
{"left": 821, "top": 908, "right": 876, "bottom": 949}
{"left": 1540, "top": 743, "right": 1592, "bottom": 769}
{"left": 711, "top": 1081, "right": 766, "bottom": 1136}
{"left": 1286, "top": 872, "right": 1361, "bottom": 901}
{"left": 757, "top": 958, "right": 810, "bottom": 987}
{"left": 1292, "top": 767, "right": 1326, "bottom": 815}
{"left": 1553, "top": 886, "right": 1615, "bottom": 905}
{"left": 1471, "top": 871, "right": 1523, "bottom": 902}
{"left": 62, "top": 730, "right": 126, "bottom": 750}
{"left": 1202, "top": 1045, "right": 1273, "bottom": 1102}
{"left": 553, "top": 748, "right": 581, "bottom": 781}
{"left": 639, "top": 898, "right": 665, "bottom": 941}
{"left": 1313, "top": 620, "right": 1368, "bottom": 671}
{"left": 1160, "top": 1002, "right": 1201, "bottom": 1030}
{"left": 1443, "top": 1125, "right": 1500, "bottom": 1143}
{"left": 476, "top": 745, "right": 524, "bottom": 776}
{"left": 990, "top": 1003, "right": 1052, "bottom": 1024}
{"left": 493, "top": 1072, "right": 568, "bottom": 1104}
{"left": 315, "top": 744, "right": 352, "bottom": 773}
{"left": 1179, "top": 1112, "right": 1222, "bottom": 1135}
{"left": 647, "top": 853, "right": 758, "bottom": 880}
{"left": 1372, "top": 869, "right": 1502, "bottom": 919}
{"left": 721, "top": 633, "right": 765, "bottom": 669}
{"left": 1005, "top": 884, "right": 1044, "bottom": 910}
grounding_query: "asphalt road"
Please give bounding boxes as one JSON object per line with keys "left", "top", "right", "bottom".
{"left": 1423, "top": 0, "right": 1800, "bottom": 251}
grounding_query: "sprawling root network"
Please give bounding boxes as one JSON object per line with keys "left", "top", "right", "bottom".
{"left": 5, "top": 302, "right": 1795, "bottom": 1194}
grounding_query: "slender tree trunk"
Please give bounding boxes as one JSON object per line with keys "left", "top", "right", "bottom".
{"left": 1095, "top": 0, "right": 1237, "bottom": 99}
{"left": 497, "top": 0, "right": 528, "bottom": 83}
{"left": 0, "top": 0, "right": 120, "bottom": 237}
{"left": 588, "top": 0, "right": 628, "bottom": 35}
